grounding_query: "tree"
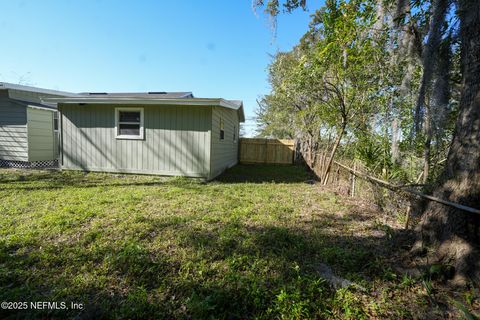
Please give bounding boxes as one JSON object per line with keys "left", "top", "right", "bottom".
{"left": 413, "top": 0, "right": 480, "bottom": 283}
{"left": 255, "top": 0, "right": 480, "bottom": 282}
{"left": 258, "top": 0, "right": 383, "bottom": 181}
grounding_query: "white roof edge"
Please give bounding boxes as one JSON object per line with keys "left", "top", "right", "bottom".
{"left": 42, "top": 97, "right": 245, "bottom": 123}
{"left": 26, "top": 104, "right": 57, "bottom": 112}
{"left": 0, "top": 82, "right": 78, "bottom": 97}
{"left": 43, "top": 97, "right": 242, "bottom": 110}
{"left": 179, "top": 92, "right": 194, "bottom": 98}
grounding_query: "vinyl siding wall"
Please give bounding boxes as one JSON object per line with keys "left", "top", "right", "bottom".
{"left": 0, "top": 98, "right": 28, "bottom": 161}
{"left": 210, "top": 106, "right": 240, "bottom": 179}
{"left": 27, "top": 108, "right": 56, "bottom": 161}
{"left": 60, "top": 104, "right": 211, "bottom": 177}
{"left": 0, "top": 89, "right": 60, "bottom": 162}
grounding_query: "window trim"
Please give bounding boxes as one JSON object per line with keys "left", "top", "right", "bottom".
{"left": 219, "top": 117, "right": 225, "bottom": 140}
{"left": 115, "top": 107, "right": 144, "bottom": 140}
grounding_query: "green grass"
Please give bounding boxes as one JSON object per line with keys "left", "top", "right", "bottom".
{"left": 0, "top": 165, "right": 476, "bottom": 319}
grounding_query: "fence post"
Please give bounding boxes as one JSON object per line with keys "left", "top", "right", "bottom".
{"left": 322, "top": 153, "right": 327, "bottom": 182}
{"left": 351, "top": 160, "right": 356, "bottom": 197}
{"left": 336, "top": 165, "right": 340, "bottom": 185}
{"left": 293, "top": 141, "right": 297, "bottom": 164}
{"left": 405, "top": 205, "right": 412, "bottom": 229}
{"left": 264, "top": 139, "right": 268, "bottom": 163}
{"left": 318, "top": 153, "right": 323, "bottom": 179}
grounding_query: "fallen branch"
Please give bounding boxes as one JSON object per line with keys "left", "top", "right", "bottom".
{"left": 333, "top": 160, "right": 480, "bottom": 215}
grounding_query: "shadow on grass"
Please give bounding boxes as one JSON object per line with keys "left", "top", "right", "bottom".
{"left": 0, "top": 170, "right": 204, "bottom": 191}
{"left": 216, "top": 164, "right": 314, "bottom": 184}
{"left": 0, "top": 165, "right": 313, "bottom": 191}
{"left": 0, "top": 217, "right": 415, "bottom": 319}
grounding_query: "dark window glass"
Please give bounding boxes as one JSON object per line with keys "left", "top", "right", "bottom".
{"left": 53, "top": 112, "right": 59, "bottom": 131}
{"left": 220, "top": 118, "right": 225, "bottom": 140}
{"left": 119, "top": 111, "right": 140, "bottom": 122}
{"left": 119, "top": 123, "right": 140, "bottom": 136}
{"left": 117, "top": 110, "right": 142, "bottom": 137}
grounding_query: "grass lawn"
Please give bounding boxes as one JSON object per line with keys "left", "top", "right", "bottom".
{"left": 0, "top": 165, "right": 476, "bottom": 319}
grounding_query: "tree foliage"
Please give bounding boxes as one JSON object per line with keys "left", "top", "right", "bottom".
{"left": 256, "top": 0, "right": 459, "bottom": 183}
{"left": 255, "top": 0, "right": 479, "bottom": 281}
{"left": 259, "top": 0, "right": 387, "bottom": 179}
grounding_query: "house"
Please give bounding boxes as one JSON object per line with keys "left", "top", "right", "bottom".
{"left": 44, "top": 92, "right": 245, "bottom": 179}
{"left": 0, "top": 82, "right": 77, "bottom": 168}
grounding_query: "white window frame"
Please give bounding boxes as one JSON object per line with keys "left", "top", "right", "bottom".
{"left": 115, "top": 107, "right": 144, "bottom": 140}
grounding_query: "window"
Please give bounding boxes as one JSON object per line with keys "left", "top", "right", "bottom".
{"left": 233, "top": 125, "right": 236, "bottom": 142}
{"left": 219, "top": 118, "right": 225, "bottom": 140}
{"left": 115, "top": 108, "right": 144, "bottom": 139}
{"left": 53, "top": 112, "right": 59, "bottom": 131}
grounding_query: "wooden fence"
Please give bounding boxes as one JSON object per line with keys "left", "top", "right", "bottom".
{"left": 239, "top": 138, "right": 295, "bottom": 164}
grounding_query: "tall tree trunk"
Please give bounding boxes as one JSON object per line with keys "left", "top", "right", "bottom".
{"left": 322, "top": 122, "right": 346, "bottom": 185}
{"left": 308, "top": 135, "right": 314, "bottom": 167}
{"left": 391, "top": 116, "right": 401, "bottom": 165}
{"left": 414, "top": 0, "right": 449, "bottom": 135}
{"left": 415, "top": 0, "right": 480, "bottom": 283}
{"left": 422, "top": 103, "right": 432, "bottom": 183}
{"left": 432, "top": 36, "right": 452, "bottom": 161}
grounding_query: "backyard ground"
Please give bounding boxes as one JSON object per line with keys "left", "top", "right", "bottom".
{"left": 0, "top": 165, "right": 478, "bottom": 319}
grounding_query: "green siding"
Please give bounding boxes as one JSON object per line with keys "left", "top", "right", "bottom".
{"left": 60, "top": 104, "right": 212, "bottom": 177}
{"left": 210, "top": 106, "right": 240, "bottom": 179}
{"left": 0, "top": 99, "right": 28, "bottom": 161}
{"left": 27, "top": 108, "right": 56, "bottom": 161}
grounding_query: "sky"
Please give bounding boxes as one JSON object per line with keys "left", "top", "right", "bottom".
{"left": 0, "top": 1, "right": 322, "bottom": 136}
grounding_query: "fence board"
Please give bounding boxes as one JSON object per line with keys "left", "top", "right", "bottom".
{"left": 239, "top": 138, "right": 294, "bottom": 164}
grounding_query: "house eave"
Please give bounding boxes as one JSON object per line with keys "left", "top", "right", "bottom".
{"left": 0, "top": 82, "right": 78, "bottom": 97}
{"left": 42, "top": 97, "right": 245, "bottom": 122}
